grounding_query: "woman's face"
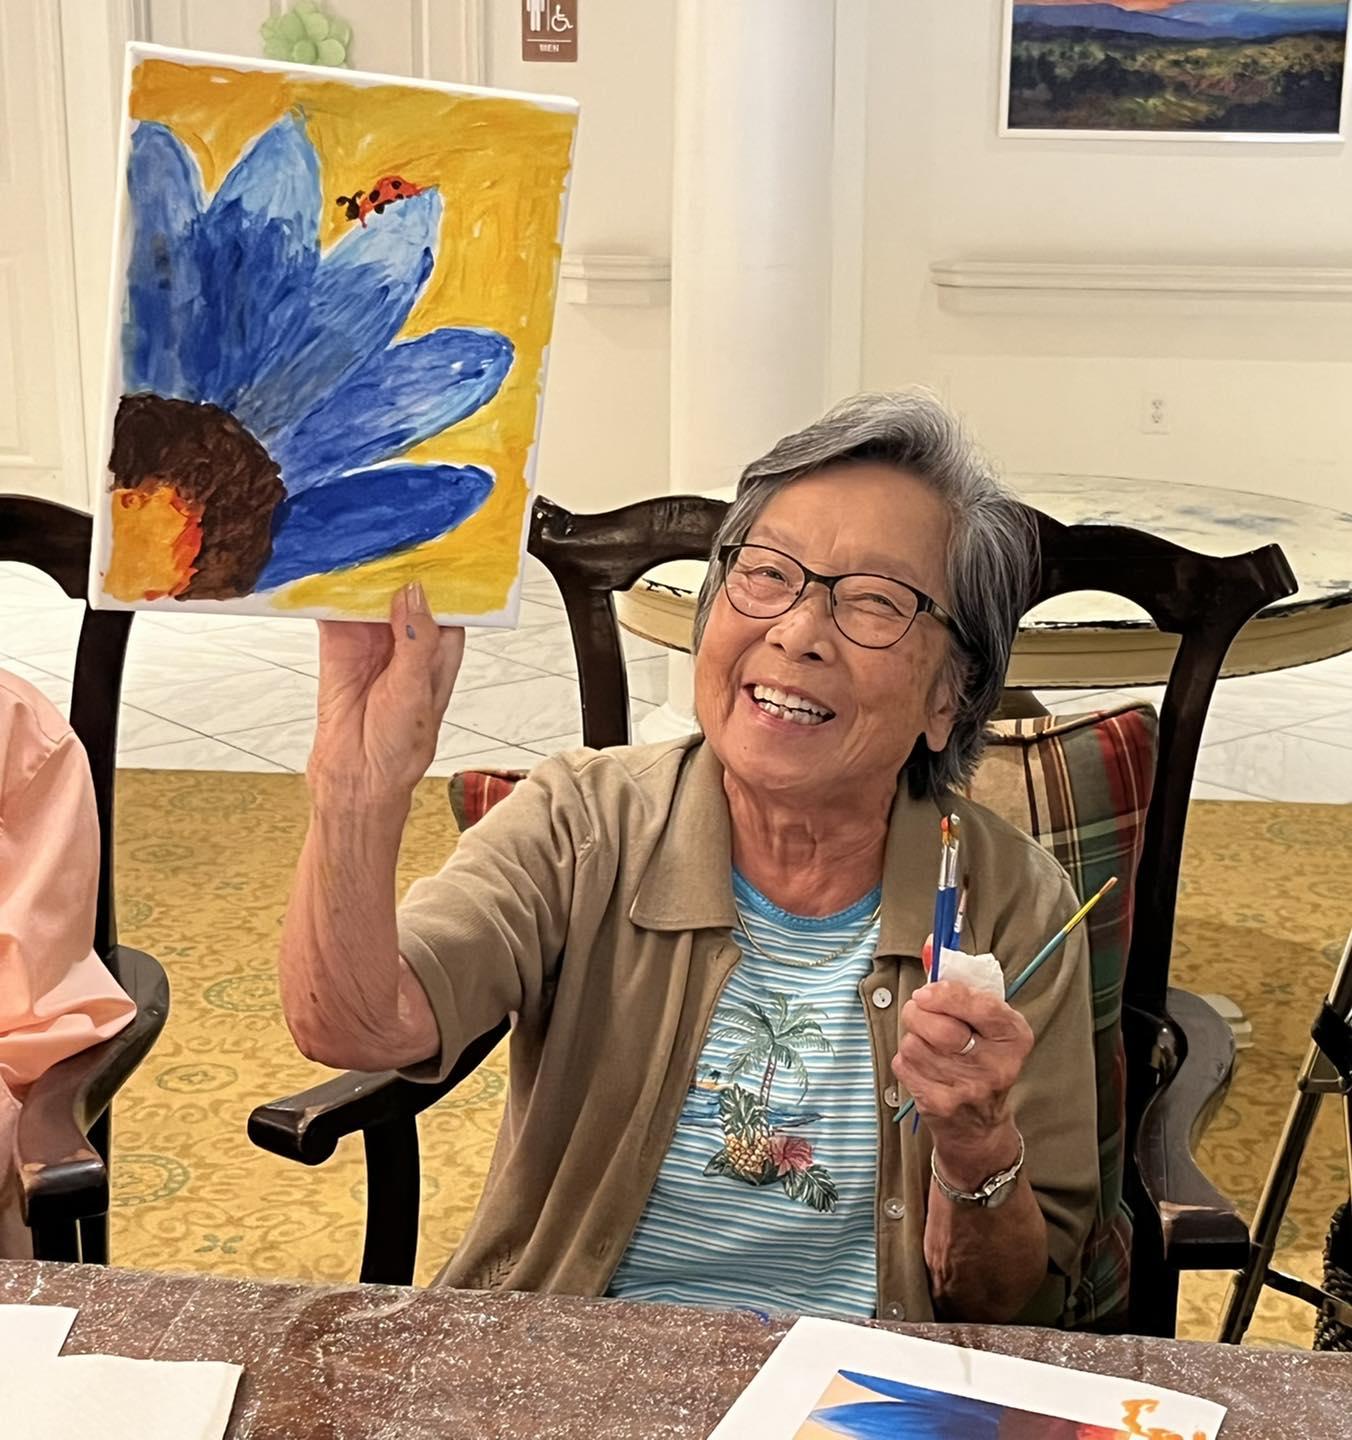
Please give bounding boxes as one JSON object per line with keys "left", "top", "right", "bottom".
{"left": 695, "top": 464, "right": 959, "bottom": 807}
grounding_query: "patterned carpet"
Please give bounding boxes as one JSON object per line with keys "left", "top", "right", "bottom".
{"left": 108, "top": 771, "right": 1351, "bottom": 1347}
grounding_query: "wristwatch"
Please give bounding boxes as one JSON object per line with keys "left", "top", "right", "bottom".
{"left": 931, "top": 1131, "right": 1025, "bottom": 1209}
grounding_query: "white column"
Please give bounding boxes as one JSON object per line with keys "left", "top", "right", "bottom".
{"left": 640, "top": 0, "right": 840, "bottom": 742}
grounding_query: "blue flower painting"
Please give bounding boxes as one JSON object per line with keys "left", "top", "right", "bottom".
{"left": 797, "top": 1371, "right": 1130, "bottom": 1440}
{"left": 95, "top": 51, "right": 577, "bottom": 619}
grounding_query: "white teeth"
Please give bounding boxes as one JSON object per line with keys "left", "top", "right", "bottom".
{"left": 750, "top": 684, "right": 832, "bottom": 725}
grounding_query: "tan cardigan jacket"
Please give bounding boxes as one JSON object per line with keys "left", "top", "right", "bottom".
{"left": 397, "top": 734, "right": 1098, "bottom": 1323}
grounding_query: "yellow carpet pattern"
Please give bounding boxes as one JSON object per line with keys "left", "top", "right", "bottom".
{"left": 109, "top": 772, "right": 1351, "bottom": 1347}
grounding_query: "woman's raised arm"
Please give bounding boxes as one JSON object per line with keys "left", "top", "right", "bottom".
{"left": 279, "top": 582, "right": 460, "bottom": 1072}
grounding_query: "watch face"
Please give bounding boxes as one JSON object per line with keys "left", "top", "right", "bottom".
{"left": 983, "top": 1176, "right": 1017, "bottom": 1209}
{"left": 931, "top": 1135, "right": 1025, "bottom": 1207}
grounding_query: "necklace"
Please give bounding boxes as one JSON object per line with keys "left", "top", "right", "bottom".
{"left": 732, "top": 897, "right": 882, "bottom": 969}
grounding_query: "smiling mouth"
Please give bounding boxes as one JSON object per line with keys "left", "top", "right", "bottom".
{"left": 748, "top": 683, "right": 836, "bottom": 727}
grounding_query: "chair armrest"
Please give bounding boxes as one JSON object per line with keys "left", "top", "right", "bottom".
{"left": 248, "top": 1019, "right": 509, "bottom": 1165}
{"left": 17, "top": 946, "right": 169, "bottom": 1227}
{"left": 1135, "top": 987, "right": 1250, "bottom": 1270}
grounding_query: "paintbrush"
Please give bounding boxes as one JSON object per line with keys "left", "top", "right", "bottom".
{"left": 917, "top": 820, "right": 961, "bottom": 1132}
{"left": 943, "top": 815, "right": 962, "bottom": 953}
{"left": 893, "top": 875, "right": 1118, "bottom": 1125}
{"left": 950, "top": 887, "right": 968, "bottom": 950}
{"left": 930, "top": 815, "right": 960, "bottom": 983}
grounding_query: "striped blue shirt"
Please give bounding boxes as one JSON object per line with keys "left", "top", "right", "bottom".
{"left": 608, "top": 871, "right": 883, "bottom": 1317}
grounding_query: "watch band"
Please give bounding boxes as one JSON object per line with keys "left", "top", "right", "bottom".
{"left": 931, "top": 1131, "right": 1025, "bottom": 1209}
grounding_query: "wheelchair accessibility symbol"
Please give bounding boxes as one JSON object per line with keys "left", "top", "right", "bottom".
{"left": 523, "top": 0, "right": 578, "bottom": 60}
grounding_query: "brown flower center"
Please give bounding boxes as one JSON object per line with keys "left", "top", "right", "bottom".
{"left": 108, "top": 394, "right": 284, "bottom": 601}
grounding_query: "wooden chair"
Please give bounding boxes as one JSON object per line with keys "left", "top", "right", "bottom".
{"left": 0, "top": 496, "right": 170, "bottom": 1262}
{"left": 249, "top": 493, "right": 1296, "bottom": 1335}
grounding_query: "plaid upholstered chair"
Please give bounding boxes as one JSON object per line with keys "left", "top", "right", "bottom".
{"left": 250, "top": 493, "right": 1296, "bottom": 1336}
{"left": 968, "top": 704, "right": 1152, "bottom": 1329}
{"left": 0, "top": 496, "right": 170, "bottom": 1263}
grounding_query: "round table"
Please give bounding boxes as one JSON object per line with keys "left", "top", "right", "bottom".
{"left": 615, "top": 475, "right": 1352, "bottom": 690}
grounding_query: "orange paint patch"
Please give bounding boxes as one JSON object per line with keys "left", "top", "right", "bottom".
{"left": 1114, "top": 1398, "right": 1207, "bottom": 1440}
{"left": 106, "top": 484, "right": 203, "bottom": 601}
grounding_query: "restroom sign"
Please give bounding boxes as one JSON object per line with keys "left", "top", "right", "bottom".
{"left": 522, "top": 0, "right": 578, "bottom": 62}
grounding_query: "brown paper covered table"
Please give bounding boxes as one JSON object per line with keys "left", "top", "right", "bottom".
{"left": 3, "top": 1261, "right": 1349, "bottom": 1437}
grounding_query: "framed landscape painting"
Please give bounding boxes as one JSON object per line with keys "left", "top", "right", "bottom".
{"left": 91, "top": 45, "right": 577, "bottom": 625}
{"left": 1002, "top": 1, "right": 1351, "bottom": 139}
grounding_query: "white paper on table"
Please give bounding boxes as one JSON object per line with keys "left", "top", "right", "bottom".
{"left": 0, "top": 1353, "right": 242, "bottom": 1440}
{"left": 707, "top": 1317, "right": 1226, "bottom": 1439}
{"left": 0, "top": 1304, "right": 78, "bottom": 1361}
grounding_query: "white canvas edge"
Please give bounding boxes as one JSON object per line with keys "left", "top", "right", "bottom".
{"left": 87, "top": 42, "right": 579, "bottom": 630}
{"left": 996, "top": 0, "right": 1352, "bottom": 142}
{"left": 88, "top": 42, "right": 138, "bottom": 614}
{"left": 122, "top": 40, "right": 579, "bottom": 114}
{"left": 705, "top": 1317, "right": 1227, "bottom": 1438}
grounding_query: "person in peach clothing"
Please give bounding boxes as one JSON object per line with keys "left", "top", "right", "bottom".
{"left": 0, "top": 668, "right": 135, "bottom": 1257}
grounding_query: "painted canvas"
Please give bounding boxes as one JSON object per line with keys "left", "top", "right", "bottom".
{"left": 794, "top": 1372, "right": 1194, "bottom": 1439}
{"left": 706, "top": 1319, "right": 1225, "bottom": 1440}
{"left": 90, "top": 44, "right": 577, "bottom": 624}
{"left": 1003, "top": 2, "right": 1351, "bottom": 138}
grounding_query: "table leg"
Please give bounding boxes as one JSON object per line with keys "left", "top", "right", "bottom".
{"left": 638, "top": 652, "right": 699, "bottom": 742}
{"left": 1197, "top": 993, "right": 1254, "bottom": 1050}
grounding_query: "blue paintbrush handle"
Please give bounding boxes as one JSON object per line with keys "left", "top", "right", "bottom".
{"left": 915, "top": 887, "right": 957, "bottom": 1133}
{"left": 929, "top": 891, "right": 947, "bottom": 980}
{"left": 931, "top": 887, "right": 956, "bottom": 979}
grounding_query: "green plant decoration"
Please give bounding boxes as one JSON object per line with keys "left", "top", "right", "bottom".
{"left": 261, "top": 0, "right": 352, "bottom": 68}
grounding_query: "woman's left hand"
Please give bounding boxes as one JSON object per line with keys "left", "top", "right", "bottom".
{"left": 892, "top": 976, "right": 1033, "bottom": 1178}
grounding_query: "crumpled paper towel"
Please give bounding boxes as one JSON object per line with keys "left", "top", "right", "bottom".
{"left": 931, "top": 946, "right": 1004, "bottom": 999}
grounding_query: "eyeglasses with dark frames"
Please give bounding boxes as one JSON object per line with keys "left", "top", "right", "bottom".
{"left": 718, "top": 542, "right": 956, "bottom": 651}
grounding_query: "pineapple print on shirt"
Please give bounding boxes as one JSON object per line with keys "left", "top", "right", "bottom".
{"left": 697, "top": 994, "right": 840, "bottom": 1212}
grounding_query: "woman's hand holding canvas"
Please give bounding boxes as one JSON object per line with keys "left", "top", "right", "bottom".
{"left": 310, "top": 585, "right": 465, "bottom": 810}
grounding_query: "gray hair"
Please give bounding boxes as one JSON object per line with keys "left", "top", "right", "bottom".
{"left": 692, "top": 390, "right": 1038, "bottom": 799}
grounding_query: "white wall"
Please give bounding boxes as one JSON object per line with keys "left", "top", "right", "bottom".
{"left": 0, "top": 3, "right": 88, "bottom": 506}
{"left": 860, "top": 0, "right": 1352, "bottom": 510}
{"left": 484, "top": 1, "right": 675, "bottom": 510}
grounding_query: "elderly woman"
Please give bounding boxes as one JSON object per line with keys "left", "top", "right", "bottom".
{"left": 280, "top": 390, "right": 1097, "bottom": 1326}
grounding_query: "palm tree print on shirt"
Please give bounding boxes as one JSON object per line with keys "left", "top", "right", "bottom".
{"left": 701, "top": 995, "right": 839, "bottom": 1212}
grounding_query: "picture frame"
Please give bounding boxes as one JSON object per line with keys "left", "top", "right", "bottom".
{"left": 1000, "top": 0, "right": 1351, "bottom": 142}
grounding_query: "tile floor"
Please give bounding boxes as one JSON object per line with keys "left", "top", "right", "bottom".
{"left": 3, "top": 559, "right": 1352, "bottom": 800}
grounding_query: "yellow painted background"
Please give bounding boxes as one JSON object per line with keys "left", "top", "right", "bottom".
{"left": 127, "top": 59, "right": 576, "bottom": 617}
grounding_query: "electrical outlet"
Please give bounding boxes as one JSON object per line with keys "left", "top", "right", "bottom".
{"left": 1141, "top": 393, "right": 1170, "bottom": 435}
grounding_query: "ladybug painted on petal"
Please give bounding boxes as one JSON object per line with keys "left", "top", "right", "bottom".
{"left": 334, "top": 175, "right": 426, "bottom": 228}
